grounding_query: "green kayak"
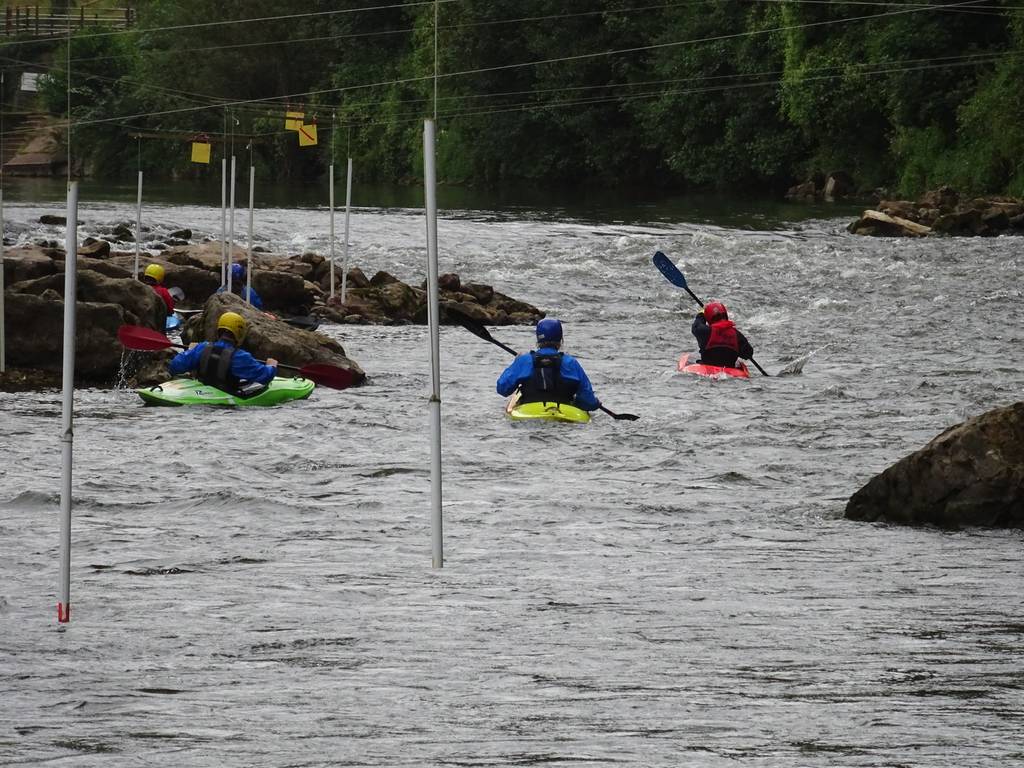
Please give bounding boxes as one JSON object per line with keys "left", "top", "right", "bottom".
{"left": 137, "top": 376, "right": 315, "bottom": 407}
{"left": 505, "top": 398, "right": 591, "bottom": 424}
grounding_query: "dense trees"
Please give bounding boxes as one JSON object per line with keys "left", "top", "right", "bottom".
{"left": 31, "top": 0, "right": 1024, "bottom": 195}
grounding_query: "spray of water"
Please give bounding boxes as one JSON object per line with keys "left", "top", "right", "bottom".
{"left": 775, "top": 345, "right": 825, "bottom": 377}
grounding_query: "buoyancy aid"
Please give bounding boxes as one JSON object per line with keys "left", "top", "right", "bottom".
{"left": 197, "top": 343, "right": 242, "bottom": 394}
{"left": 517, "top": 351, "right": 578, "bottom": 404}
{"left": 701, "top": 319, "right": 740, "bottom": 367}
{"left": 706, "top": 319, "right": 739, "bottom": 352}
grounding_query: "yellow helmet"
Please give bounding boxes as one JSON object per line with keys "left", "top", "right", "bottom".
{"left": 144, "top": 263, "right": 165, "bottom": 283}
{"left": 216, "top": 311, "right": 248, "bottom": 343}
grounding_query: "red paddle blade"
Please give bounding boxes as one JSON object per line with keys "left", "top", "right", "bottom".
{"left": 118, "top": 325, "right": 174, "bottom": 351}
{"left": 297, "top": 363, "right": 357, "bottom": 391}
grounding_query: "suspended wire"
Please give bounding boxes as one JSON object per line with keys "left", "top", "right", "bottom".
{"left": 334, "top": 48, "right": 1019, "bottom": 117}
{"left": 43, "top": 0, "right": 1024, "bottom": 67}
{"left": 66, "top": 0, "right": 992, "bottom": 130}
{"left": 0, "top": 38, "right": 1010, "bottom": 146}
{"left": 65, "top": 1, "right": 716, "bottom": 65}
{"left": 0, "top": 53, "right": 233, "bottom": 111}
{"left": 48, "top": 46, "right": 1018, "bottom": 149}
{"left": 1, "top": 0, "right": 1007, "bottom": 153}
{"left": 335, "top": 49, "right": 1024, "bottom": 131}
{"left": 0, "top": 0, "right": 459, "bottom": 48}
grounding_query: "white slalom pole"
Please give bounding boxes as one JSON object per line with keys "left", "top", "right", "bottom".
{"left": 246, "top": 164, "right": 254, "bottom": 304}
{"left": 227, "top": 155, "right": 236, "bottom": 293}
{"left": 1, "top": 188, "right": 5, "bottom": 374}
{"left": 423, "top": 119, "right": 443, "bottom": 568}
{"left": 220, "top": 157, "right": 227, "bottom": 287}
{"left": 328, "top": 163, "right": 335, "bottom": 299}
{"left": 133, "top": 170, "right": 142, "bottom": 279}
{"left": 341, "top": 157, "right": 353, "bottom": 305}
{"left": 58, "top": 181, "right": 79, "bottom": 624}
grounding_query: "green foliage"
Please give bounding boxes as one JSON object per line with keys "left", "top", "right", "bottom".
{"left": 17, "top": 0, "right": 1024, "bottom": 194}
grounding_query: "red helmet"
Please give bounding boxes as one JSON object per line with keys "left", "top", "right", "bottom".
{"left": 704, "top": 301, "right": 728, "bottom": 322}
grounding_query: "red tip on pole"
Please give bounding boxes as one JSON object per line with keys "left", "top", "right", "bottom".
{"left": 57, "top": 603, "right": 70, "bottom": 623}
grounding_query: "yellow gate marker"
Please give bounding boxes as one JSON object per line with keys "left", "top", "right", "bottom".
{"left": 298, "top": 123, "right": 318, "bottom": 147}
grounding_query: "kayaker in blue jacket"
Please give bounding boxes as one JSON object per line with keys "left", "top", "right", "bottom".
{"left": 691, "top": 301, "right": 754, "bottom": 368}
{"left": 168, "top": 311, "right": 278, "bottom": 395}
{"left": 496, "top": 318, "right": 600, "bottom": 411}
{"left": 217, "top": 263, "right": 264, "bottom": 309}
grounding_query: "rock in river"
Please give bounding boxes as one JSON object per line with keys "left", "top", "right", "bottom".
{"left": 845, "top": 401, "right": 1024, "bottom": 528}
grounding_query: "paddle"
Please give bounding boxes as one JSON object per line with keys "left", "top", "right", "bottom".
{"left": 117, "top": 325, "right": 356, "bottom": 390}
{"left": 449, "top": 308, "right": 639, "bottom": 421}
{"left": 652, "top": 250, "right": 770, "bottom": 377}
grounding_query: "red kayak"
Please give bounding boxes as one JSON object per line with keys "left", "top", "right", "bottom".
{"left": 677, "top": 353, "right": 750, "bottom": 379}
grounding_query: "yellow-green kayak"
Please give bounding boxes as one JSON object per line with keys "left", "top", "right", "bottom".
{"left": 505, "top": 398, "right": 591, "bottom": 424}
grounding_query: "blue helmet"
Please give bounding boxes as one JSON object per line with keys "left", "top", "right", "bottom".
{"left": 536, "top": 318, "right": 563, "bottom": 345}
{"left": 231, "top": 263, "right": 245, "bottom": 281}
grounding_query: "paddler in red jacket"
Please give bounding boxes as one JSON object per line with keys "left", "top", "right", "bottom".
{"left": 691, "top": 301, "right": 754, "bottom": 368}
{"left": 142, "top": 263, "right": 175, "bottom": 315}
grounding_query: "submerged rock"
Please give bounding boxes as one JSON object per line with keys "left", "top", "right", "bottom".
{"left": 845, "top": 402, "right": 1024, "bottom": 528}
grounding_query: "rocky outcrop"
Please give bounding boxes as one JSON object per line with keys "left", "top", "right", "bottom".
{"left": 845, "top": 402, "right": 1024, "bottom": 528}
{"left": 181, "top": 293, "right": 365, "bottom": 383}
{"left": 848, "top": 186, "right": 1024, "bottom": 237}
{"left": 119, "top": 242, "right": 543, "bottom": 325}
{"left": 318, "top": 269, "right": 542, "bottom": 326}
{"left": 845, "top": 209, "right": 932, "bottom": 237}
{"left": 1, "top": 253, "right": 167, "bottom": 384}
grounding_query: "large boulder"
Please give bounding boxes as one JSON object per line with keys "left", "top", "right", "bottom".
{"left": 845, "top": 402, "right": 1024, "bottom": 528}
{"left": 108, "top": 252, "right": 220, "bottom": 308}
{"left": 10, "top": 266, "right": 165, "bottom": 330}
{"left": 1, "top": 245, "right": 59, "bottom": 284}
{"left": 162, "top": 241, "right": 247, "bottom": 272}
{"left": 185, "top": 293, "right": 365, "bottom": 383}
{"left": 3, "top": 271, "right": 166, "bottom": 382}
{"left": 2, "top": 292, "right": 127, "bottom": 378}
{"left": 251, "top": 269, "right": 312, "bottom": 313}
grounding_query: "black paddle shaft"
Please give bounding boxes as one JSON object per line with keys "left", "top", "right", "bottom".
{"left": 653, "top": 251, "right": 769, "bottom": 377}
{"left": 449, "top": 310, "right": 639, "bottom": 420}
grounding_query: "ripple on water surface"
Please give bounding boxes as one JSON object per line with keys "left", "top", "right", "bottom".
{"left": 1, "top": 202, "right": 1022, "bottom": 766}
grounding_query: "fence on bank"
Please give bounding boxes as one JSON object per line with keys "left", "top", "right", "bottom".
{"left": 2, "top": 4, "right": 134, "bottom": 37}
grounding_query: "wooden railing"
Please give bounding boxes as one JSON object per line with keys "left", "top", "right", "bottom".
{"left": 2, "top": 5, "right": 134, "bottom": 36}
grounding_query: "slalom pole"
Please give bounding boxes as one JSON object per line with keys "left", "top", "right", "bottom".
{"left": 341, "top": 157, "right": 353, "bottom": 304}
{"left": 227, "top": 154, "right": 236, "bottom": 293}
{"left": 220, "top": 156, "right": 227, "bottom": 287}
{"left": 1, "top": 187, "right": 5, "bottom": 374}
{"left": 329, "top": 162, "right": 335, "bottom": 299}
{"left": 1, "top": 71, "right": 5, "bottom": 373}
{"left": 246, "top": 161, "right": 254, "bottom": 304}
{"left": 133, "top": 167, "right": 142, "bottom": 279}
{"left": 423, "top": 119, "right": 443, "bottom": 568}
{"left": 58, "top": 181, "right": 79, "bottom": 624}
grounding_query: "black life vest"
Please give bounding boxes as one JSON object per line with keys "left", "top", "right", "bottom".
{"left": 700, "top": 319, "right": 740, "bottom": 367}
{"left": 517, "top": 351, "right": 578, "bottom": 405}
{"left": 197, "top": 343, "right": 241, "bottom": 394}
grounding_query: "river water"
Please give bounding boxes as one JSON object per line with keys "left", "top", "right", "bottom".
{"left": 1, "top": 190, "right": 1022, "bottom": 766}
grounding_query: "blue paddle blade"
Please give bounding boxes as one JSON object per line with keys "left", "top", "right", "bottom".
{"left": 652, "top": 251, "right": 688, "bottom": 289}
